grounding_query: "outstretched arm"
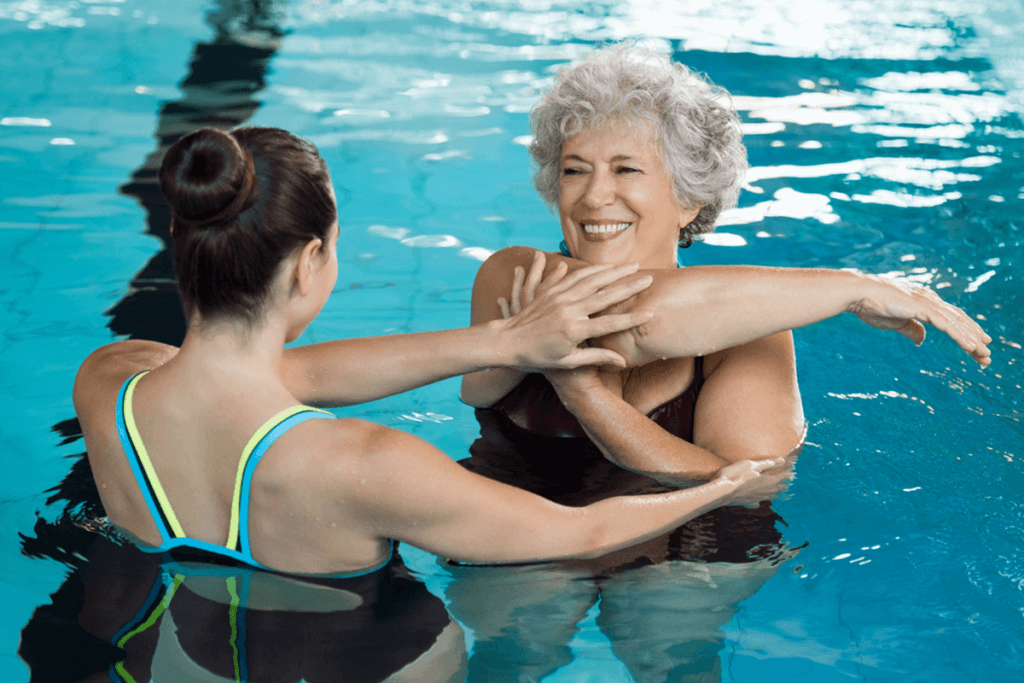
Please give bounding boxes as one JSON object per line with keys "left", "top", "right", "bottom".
{"left": 282, "top": 251, "right": 654, "bottom": 407}
{"left": 337, "top": 422, "right": 783, "bottom": 565}
{"left": 598, "top": 264, "right": 991, "bottom": 368}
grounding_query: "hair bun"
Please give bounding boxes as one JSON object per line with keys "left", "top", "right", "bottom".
{"left": 159, "top": 128, "right": 259, "bottom": 228}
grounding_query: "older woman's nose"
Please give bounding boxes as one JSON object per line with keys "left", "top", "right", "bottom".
{"left": 581, "top": 170, "right": 616, "bottom": 208}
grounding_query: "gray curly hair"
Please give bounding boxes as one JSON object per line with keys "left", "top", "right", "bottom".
{"left": 529, "top": 44, "right": 747, "bottom": 242}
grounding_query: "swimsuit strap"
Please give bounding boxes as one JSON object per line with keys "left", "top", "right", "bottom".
{"left": 227, "top": 405, "right": 334, "bottom": 558}
{"left": 117, "top": 371, "right": 184, "bottom": 543}
{"left": 225, "top": 574, "right": 251, "bottom": 682}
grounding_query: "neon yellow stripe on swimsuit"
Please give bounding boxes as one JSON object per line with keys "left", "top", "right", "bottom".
{"left": 226, "top": 576, "right": 243, "bottom": 682}
{"left": 225, "top": 405, "right": 315, "bottom": 551}
{"left": 113, "top": 574, "right": 185, "bottom": 683}
{"left": 123, "top": 373, "right": 187, "bottom": 539}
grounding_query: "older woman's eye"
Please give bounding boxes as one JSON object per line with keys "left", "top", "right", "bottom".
{"left": 615, "top": 166, "right": 640, "bottom": 174}
{"left": 562, "top": 167, "right": 583, "bottom": 176}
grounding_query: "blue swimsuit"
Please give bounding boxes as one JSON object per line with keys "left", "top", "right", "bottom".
{"left": 115, "top": 371, "right": 392, "bottom": 573}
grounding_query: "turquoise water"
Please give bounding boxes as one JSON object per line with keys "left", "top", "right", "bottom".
{"left": 2, "top": 0, "right": 1022, "bottom": 680}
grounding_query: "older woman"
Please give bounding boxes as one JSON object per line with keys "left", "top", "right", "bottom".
{"left": 462, "top": 44, "right": 989, "bottom": 482}
{"left": 452, "top": 44, "right": 991, "bottom": 681}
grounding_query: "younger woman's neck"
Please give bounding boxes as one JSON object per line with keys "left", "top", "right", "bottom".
{"left": 177, "top": 314, "right": 289, "bottom": 376}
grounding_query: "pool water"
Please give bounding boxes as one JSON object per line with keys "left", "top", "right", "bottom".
{"left": 2, "top": 0, "right": 1022, "bottom": 681}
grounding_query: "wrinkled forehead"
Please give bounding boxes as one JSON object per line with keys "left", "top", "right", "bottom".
{"left": 561, "top": 117, "right": 665, "bottom": 158}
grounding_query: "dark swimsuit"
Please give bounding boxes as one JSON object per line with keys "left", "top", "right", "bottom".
{"left": 462, "top": 358, "right": 786, "bottom": 567}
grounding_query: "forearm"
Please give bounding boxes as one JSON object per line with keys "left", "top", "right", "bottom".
{"left": 556, "top": 476, "right": 740, "bottom": 560}
{"left": 437, "top": 474, "right": 741, "bottom": 564}
{"left": 595, "top": 266, "right": 863, "bottom": 365}
{"left": 460, "top": 367, "right": 526, "bottom": 408}
{"left": 282, "top": 322, "right": 519, "bottom": 407}
{"left": 559, "top": 383, "right": 727, "bottom": 483}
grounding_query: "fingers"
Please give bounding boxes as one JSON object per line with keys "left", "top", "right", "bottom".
{"left": 535, "top": 260, "right": 569, "bottom": 296}
{"left": 895, "top": 319, "right": 926, "bottom": 346}
{"left": 582, "top": 310, "right": 655, "bottom": 338}
{"left": 522, "top": 250, "right": 545, "bottom": 307}
{"left": 883, "top": 282, "right": 993, "bottom": 367}
{"left": 576, "top": 274, "right": 654, "bottom": 315}
{"left": 559, "top": 347, "right": 629, "bottom": 369}
{"left": 509, "top": 266, "right": 525, "bottom": 316}
{"left": 497, "top": 297, "right": 511, "bottom": 320}
{"left": 751, "top": 457, "right": 786, "bottom": 473}
{"left": 927, "top": 302, "right": 992, "bottom": 366}
{"left": 544, "top": 262, "right": 639, "bottom": 300}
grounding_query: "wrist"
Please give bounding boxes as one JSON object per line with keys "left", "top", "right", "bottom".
{"left": 550, "top": 377, "right": 612, "bottom": 412}
{"left": 481, "top": 317, "right": 522, "bottom": 369}
{"left": 840, "top": 268, "right": 876, "bottom": 315}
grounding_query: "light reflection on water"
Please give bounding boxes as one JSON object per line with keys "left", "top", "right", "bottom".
{"left": 1, "top": 0, "right": 1022, "bottom": 681}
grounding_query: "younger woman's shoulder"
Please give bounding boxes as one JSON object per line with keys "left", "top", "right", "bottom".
{"left": 73, "top": 341, "right": 178, "bottom": 407}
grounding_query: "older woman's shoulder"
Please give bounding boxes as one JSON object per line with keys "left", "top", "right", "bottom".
{"left": 474, "top": 246, "right": 542, "bottom": 284}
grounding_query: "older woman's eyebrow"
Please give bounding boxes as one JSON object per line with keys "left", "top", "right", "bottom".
{"left": 561, "top": 153, "right": 642, "bottom": 163}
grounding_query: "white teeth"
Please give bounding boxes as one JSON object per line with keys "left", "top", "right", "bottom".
{"left": 582, "top": 222, "right": 630, "bottom": 235}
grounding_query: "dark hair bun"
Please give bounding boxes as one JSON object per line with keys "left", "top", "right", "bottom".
{"left": 159, "top": 128, "right": 259, "bottom": 228}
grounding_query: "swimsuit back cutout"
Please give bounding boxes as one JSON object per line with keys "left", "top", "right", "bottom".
{"left": 115, "top": 372, "right": 392, "bottom": 575}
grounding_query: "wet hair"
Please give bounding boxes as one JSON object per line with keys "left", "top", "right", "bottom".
{"left": 159, "top": 127, "right": 336, "bottom": 324}
{"left": 529, "top": 43, "right": 748, "bottom": 243}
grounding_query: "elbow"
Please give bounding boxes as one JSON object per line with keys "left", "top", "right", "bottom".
{"left": 564, "top": 508, "right": 625, "bottom": 560}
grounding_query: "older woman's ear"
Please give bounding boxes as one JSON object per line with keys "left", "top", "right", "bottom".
{"left": 678, "top": 205, "right": 701, "bottom": 230}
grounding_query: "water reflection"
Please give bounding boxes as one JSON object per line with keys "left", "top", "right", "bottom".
{"left": 21, "top": 533, "right": 464, "bottom": 682}
{"left": 442, "top": 409, "right": 802, "bottom": 682}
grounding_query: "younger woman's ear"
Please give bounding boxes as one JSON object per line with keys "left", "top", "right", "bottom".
{"left": 294, "top": 237, "right": 324, "bottom": 297}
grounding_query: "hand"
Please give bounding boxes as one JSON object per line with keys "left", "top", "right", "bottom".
{"left": 715, "top": 458, "right": 793, "bottom": 508}
{"left": 496, "top": 251, "right": 654, "bottom": 371}
{"left": 847, "top": 271, "right": 992, "bottom": 367}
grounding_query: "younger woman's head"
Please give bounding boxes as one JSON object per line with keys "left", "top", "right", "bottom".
{"left": 159, "top": 127, "right": 337, "bottom": 326}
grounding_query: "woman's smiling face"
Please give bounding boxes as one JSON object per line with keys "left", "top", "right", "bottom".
{"left": 558, "top": 123, "right": 699, "bottom": 269}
